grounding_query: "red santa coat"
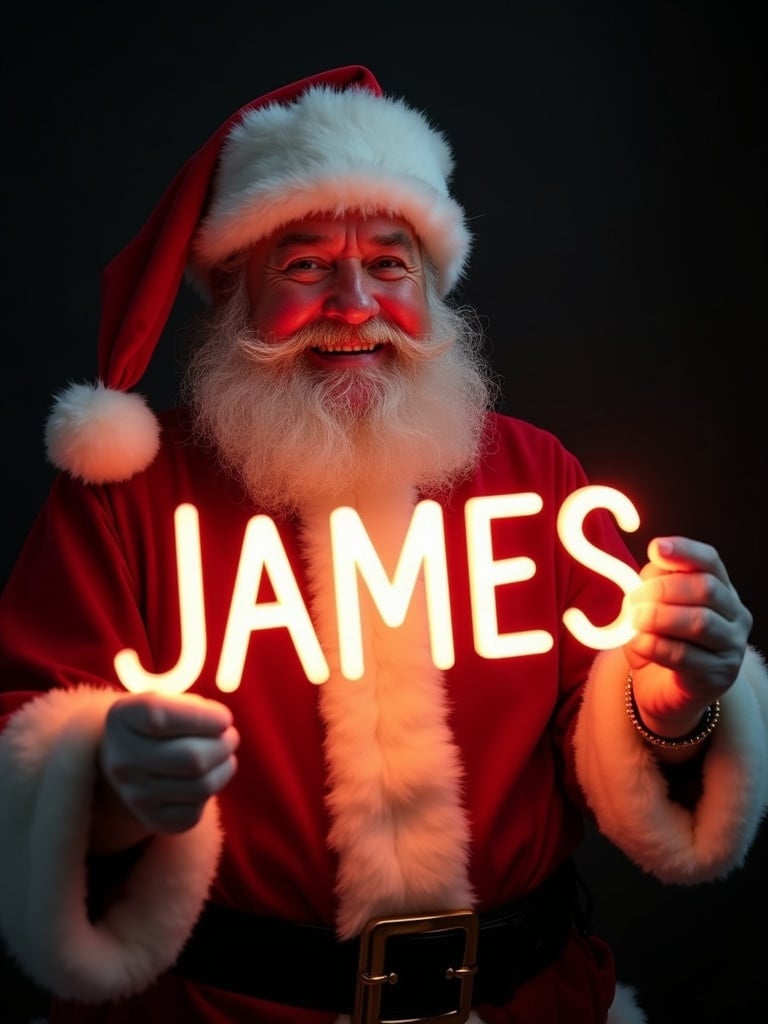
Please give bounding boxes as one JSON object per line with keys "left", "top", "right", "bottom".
{"left": 1, "top": 409, "right": 766, "bottom": 1024}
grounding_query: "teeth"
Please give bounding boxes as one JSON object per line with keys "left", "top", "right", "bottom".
{"left": 313, "top": 342, "right": 379, "bottom": 353}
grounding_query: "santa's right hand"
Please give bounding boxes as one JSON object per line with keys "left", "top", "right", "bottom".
{"left": 99, "top": 691, "right": 240, "bottom": 834}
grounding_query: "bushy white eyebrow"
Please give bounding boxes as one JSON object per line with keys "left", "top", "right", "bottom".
{"left": 275, "top": 228, "right": 418, "bottom": 261}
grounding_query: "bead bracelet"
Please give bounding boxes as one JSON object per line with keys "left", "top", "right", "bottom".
{"left": 625, "top": 671, "right": 721, "bottom": 750}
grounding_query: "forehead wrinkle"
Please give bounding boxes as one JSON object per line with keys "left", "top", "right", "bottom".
{"left": 370, "top": 230, "right": 419, "bottom": 259}
{"left": 275, "top": 231, "right": 328, "bottom": 250}
{"left": 273, "top": 226, "right": 419, "bottom": 255}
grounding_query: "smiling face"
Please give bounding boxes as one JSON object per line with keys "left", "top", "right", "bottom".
{"left": 243, "top": 213, "right": 430, "bottom": 373}
{"left": 184, "top": 212, "right": 492, "bottom": 513}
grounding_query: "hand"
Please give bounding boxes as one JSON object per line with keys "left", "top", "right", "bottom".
{"left": 625, "top": 536, "right": 753, "bottom": 735}
{"left": 98, "top": 691, "right": 240, "bottom": 837}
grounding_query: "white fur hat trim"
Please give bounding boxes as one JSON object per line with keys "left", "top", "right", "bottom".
{"left": 192, "top": 85, "right": 471, "bottom": 297}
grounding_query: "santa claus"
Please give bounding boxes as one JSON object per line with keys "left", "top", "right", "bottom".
{"left": 0, "top": 65, "right": 765, "bottom": 1024}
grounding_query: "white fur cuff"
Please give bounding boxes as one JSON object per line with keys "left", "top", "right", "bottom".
{"left": 0, "top": 685, "right": 223, "bottom": 1001}
{"left": 574, "top": 647, "right": 768, "bottom": 881}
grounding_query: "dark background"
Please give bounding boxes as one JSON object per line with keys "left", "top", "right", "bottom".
{"left": 1, "top": 2, "right": 765, "bottom": 1021}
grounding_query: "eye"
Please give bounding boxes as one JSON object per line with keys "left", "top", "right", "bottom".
{"left": 285, "top": 257, "right": 324, "bottom": 272}
{"left": 282, "top": 257, "right": 328, "bottom": 282}
{"left": 369, "top": 255, "right": 410, "bottom": 278}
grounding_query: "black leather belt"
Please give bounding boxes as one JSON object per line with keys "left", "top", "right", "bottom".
{"left": 173, "top": 859, "right": 583, "bottom": 1022}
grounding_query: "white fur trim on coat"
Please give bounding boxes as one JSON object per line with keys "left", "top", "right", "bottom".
{"left": 606, "top": 983, "right": 648, "bottom": 1024}
{"left": 0, "top": 685, "right": 223, "bottom": 1001}
{"left": 299, "top": 486, "right": 474, "bottom": 939}
{"left": 191, "top": 85, "right": 471, "bottom": 297}
{"left": 574, "top": 646, "right": 768, "bottom": 881}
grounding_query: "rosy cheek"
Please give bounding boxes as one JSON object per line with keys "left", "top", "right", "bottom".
{"left": 253, "top": 291, "right": 321, "bottom": 338}
{"left": 381, "top": 288, "right": 429, "bottom": 336}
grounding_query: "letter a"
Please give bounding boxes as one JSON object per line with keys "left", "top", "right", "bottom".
{"left": 217, "top": 515, "right": 329, "bottom": 688}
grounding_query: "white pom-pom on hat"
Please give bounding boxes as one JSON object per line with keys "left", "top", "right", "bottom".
{"left": 45, "top": 382, "right": 161, "bottom": 484}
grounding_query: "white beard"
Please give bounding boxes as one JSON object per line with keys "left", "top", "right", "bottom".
{"left": 182, "top": 277, "right": 495, "bottom": 514}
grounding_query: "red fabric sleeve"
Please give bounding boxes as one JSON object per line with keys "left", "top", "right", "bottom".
{"left": 0, "top": 472, "right": 147, "bottom": 724}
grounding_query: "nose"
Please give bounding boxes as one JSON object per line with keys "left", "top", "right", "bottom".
{"left": 323, "top": 260, "right": 379, "bottom": 324}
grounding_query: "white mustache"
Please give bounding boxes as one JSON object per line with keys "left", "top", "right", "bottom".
{"left": 238, "top": 320, "right": 447, "bottom": 368}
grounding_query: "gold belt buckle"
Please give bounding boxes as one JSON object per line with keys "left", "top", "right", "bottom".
{"left": 352, "top": 909, "right": 479, "bottom": 1024}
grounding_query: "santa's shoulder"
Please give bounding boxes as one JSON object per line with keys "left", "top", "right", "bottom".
{"left": 479, "top": 411, "right": 585, "bottom": 483}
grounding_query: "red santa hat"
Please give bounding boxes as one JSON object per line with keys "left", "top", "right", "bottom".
{"left": 44, "top": 65, "right": 472, "bottom": 485}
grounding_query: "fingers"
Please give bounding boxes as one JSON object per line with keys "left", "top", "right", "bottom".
{"left": 100, "top": 692, "right": 240, "bottom": 834}
{"left": 104, "top": 724, "right": 240, "bottom": 782}
{"left": 113, "top": 751, "right": 239, "bottom": 834}
{"left": 630, "top": 600, "right": 736, "bottom": 653}
{"left": 109, "top": 691, "right": 233, "bottom": 738}
{"left": 633, "top": 536, "right": 750, "bottom": 635}
{"left": 646, "top": 536, "right": 732, "bottom": 585}
{"left": 626, "top": 628, "right": 745, "bottom": 689}
{"left": 628, "top": 570, "right": 743, "bottom": 626}
{"left": 625, "top": 536, "right": 753, "bottom": 702}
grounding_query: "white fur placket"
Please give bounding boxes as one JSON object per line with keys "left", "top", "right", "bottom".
{"left": 298, "top": 483, "right": 474, "bottom": 940}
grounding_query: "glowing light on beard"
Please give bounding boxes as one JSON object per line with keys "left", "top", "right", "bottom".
{"left": 182, "top": 274, "right": 496, "bottom": 513}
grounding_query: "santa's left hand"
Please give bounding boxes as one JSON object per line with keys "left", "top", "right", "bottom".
{"left": 625, "top": 536, "right": 753, "bottom": 736}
